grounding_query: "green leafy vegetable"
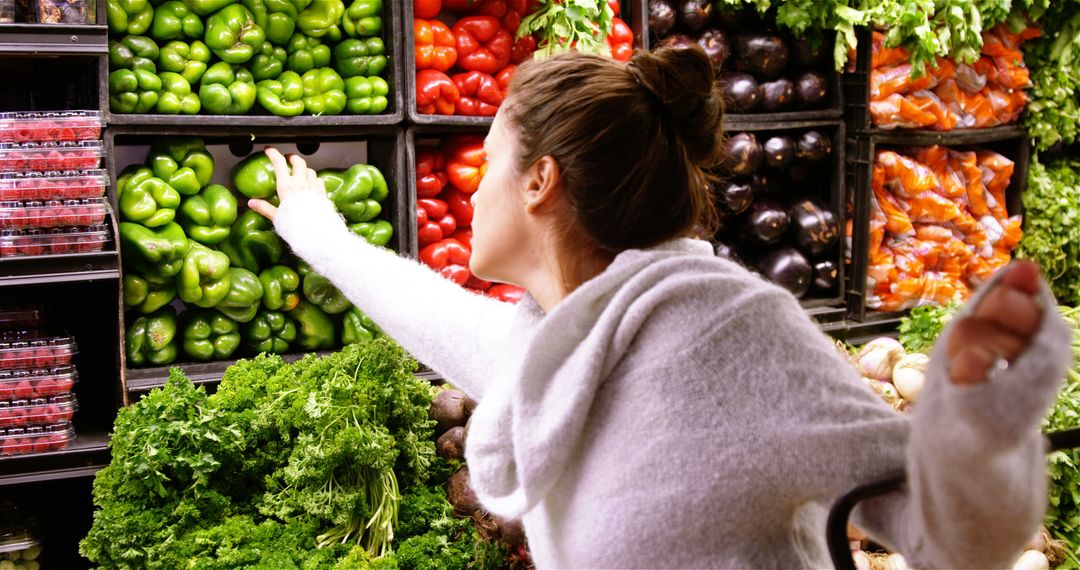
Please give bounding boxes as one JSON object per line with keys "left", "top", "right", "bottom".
{"left": 1023, "top": 1, "right": 1080, "bottom": 150}
{"left": 1016, "top": 157, "right": 1080, "bottom": 307}
{"left": 1044, "top": 306, "right": 1080, "bottom": 565}
{"left": 897, "top": 301, "right": 960, "bottom": 353}
{"left": 518, "top": 0, "right": 615, "bottom": 59}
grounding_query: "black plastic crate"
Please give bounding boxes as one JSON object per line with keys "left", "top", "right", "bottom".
{"left": 101, "top": 0, "right": 403, "bottom": 126}
{"left": 715, "top": 119, "right": 847, "bottom": 309}
{"left": 844, "top": 130, "right": 1030, "bottom": 321}
{"left": 405, "top": 0, "right": 646, "bottom": 126}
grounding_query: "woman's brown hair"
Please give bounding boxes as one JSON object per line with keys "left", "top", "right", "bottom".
{"left": 502, "top": 47, "right": 724, "bottom": 263}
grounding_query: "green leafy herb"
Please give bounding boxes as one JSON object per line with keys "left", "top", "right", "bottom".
{"left": 897, "top": 301, "right": 961, "bottom": 353}
{"left": 1043, "top": 306, "right": 1080, "bottom": 563}
{"left": 518, "top": 0, "right": 615, "bottom": 59}
{"left": 1016, "top": 157, "right": 1080, "bottom": 306}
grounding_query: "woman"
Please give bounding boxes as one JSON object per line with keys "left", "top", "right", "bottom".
{"left": 249, "top": 47, "right": 1072, "bottom": 569}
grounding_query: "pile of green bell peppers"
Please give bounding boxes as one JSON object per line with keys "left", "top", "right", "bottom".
{"left": 106, "top": 0, "right": 389, "bottom": 116}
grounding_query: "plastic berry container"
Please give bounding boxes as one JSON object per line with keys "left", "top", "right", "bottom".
{"left": 0, "top": 141, "right": 104, "bottom": 172}
{"left": 0, "top": 170, "right": 108, "bottom": 201}
{"left": 0, "top": 305, "right": 45, "bottom": 331}
{"left": 0, "top": 198, "right": 106, "bottom": 229}
{"left": 0, "top": 366, "right": 78, "bottom": 400}
{"left": 0, "top": 110, "right": 103, "bottom": 143}
{"left": 0, "top": 420, "right": 75, "bottom": 456}
{"left": 0, "top": 393, "right": 76, "bottom": 429}
{"left": 0, "top": 224, "right": 109, "bottom": 257}
{"left": 0, "top": 504, "right": 41, "bottom": 564}
{"left": 0, "top": 331, "right": 77, "bottom": 372}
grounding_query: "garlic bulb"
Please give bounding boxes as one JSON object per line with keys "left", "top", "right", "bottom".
{"left": 855, "top": 337, "right": 906, "bottom": 381}
{"left": 893, "top": 353, "right": 930, "bottom": 402}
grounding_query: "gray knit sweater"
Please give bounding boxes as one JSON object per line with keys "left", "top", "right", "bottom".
{"left": 274, "top": 190, "right": 1073, "bottom": 569}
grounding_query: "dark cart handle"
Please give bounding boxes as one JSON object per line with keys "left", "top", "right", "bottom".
{"left": 827, "top": 428, "right": 1080, "bottom": 570}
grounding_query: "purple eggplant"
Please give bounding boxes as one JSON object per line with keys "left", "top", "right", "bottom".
{"left": 677, "top": 0, "right": 712, "bottom": 33}
{"left": 758, "top": 247, "right": 812, "bottom": 298}
{"left": 713, "top": 241, "right": 746, "bottom": 266}
{"left": 790, "top": 36, "right": 826, "bottom": 67}
{"left": 714, "top": 180, "right": 753, "bottom": 215}
{"left": 736, "top": 35, "right": 789, "bottom": 80}
{"left": 812, "top": 259, "right": 839, "bottom": 291}
{"left": 698, "top": 28, "right": 732, "bottom": 70}
{"left": 718, "top": 72, "right": 761, "bottom": 112}
{"left": 648, "top": 0, "right": 677, "bottom": 38}
{"left": 723, "top": 133, "right": 763, "bottom": 176}
{"left": 749, "top": 173, "right": 772, "bottom": 197}
{"left": 796, "top": 130, "right": 832, "bottom": 162}
{"left": 788, "top": 198, "right": 840, "bottom": 257}
{"left": 761, "top": 78, "right": 795, "bottom": 111}
{"left": 763, "top": 136, "right": 795, "bottom": 171}
{"left": 658, "top": 33, "right": 697, "bottom": 50}
{"left": 795, "top": 71, "right": 829, "bottom": 108}
{"left": 740, "top": 198, "right": 789, "bottom": 245}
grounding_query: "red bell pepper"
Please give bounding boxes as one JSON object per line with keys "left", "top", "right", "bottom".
{"left": 443, "top": 187, "right": 475, "bottom": 226}
{"left": 417, "top": 197, "right": 452, "bottom": 247}
{"left": 415, "top": 19, "right": 458, "bottom": 72}
{"left": 420, "top": 238, "right": 471, "bottom": 269}
{"left": 445, "top": 135, "right": 486, "bottom": 193}
{"left": 435, "top": 211, "right": 457, "bottom": 236}
{"left": 608, "top": 17, "right": 633, "bottom": 62}
{"left": 511, "top": 35, "right": 537, "bottom": 63}
{"left": 443, "top": 0, "right": 485, "bottom": 10}
{"left": 414, "top": 0, "right": 442, "bottom": 18}
{"left": 495, "top": 64, "right": 516, "bottom": 93}
{"left": 440, "top": 264, "right": 471, "bottom": 286}
{"left": 474, "top": 0, "right": 506, "bottom": 17}
{"left": 450, "top": 227, "right": 472, "bottom": 249}
{"left": 416, "top": 148, "right": 448, "bottom": 198}
{"left": 416, "top": 69, "right": 461, "bottom": 115}
{"left": 488, "top": 283, "right": 526, "bottom": 303}
{"left": 452, "top": 16, "right": 513, "bottom": 75}
{"left": 418, "top": 221, "right": 443, "bottom": 246}
{"left": 607, "top": 0, "right": 620, "bottom": 17}
{"left": 466, "top": 273, "right": 492, "bottom": 291}
{"left": 417, "top": 197, "right": 449, "bottom": 219}
{"left": 452, "top": 71, "right": 504, "bottom": 116}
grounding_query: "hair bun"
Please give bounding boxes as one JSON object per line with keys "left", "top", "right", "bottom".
{"left": 627, "top": 47, "right": 723, "bottom": 167}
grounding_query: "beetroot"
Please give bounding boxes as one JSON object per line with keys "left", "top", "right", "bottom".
{"left": 437, "top": 426, "right": 466, "bottom": 460}
{"left": 447, "top": 466, "right": 482, "bottom": 516}
{"left": 430, "top": 388, "right": 469, "bottom": 433}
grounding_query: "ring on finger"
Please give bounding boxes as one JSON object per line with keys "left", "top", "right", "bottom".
{"left": 986, "top": 354, "right": 1011, "bottom": 381}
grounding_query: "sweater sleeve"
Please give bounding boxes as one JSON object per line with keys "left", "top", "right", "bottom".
{"left": 272, "top": 190, "right": 517, "bottom": 399}
{"left": 850, "top": 274, "right": 1072, "bottom": 569}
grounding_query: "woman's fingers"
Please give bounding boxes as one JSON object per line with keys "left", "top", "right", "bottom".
{"left": 265, "top": 147, "right": 292, "bottom": 196}
{"left": 247, "top": 198, "right": 278, "bottom": 221}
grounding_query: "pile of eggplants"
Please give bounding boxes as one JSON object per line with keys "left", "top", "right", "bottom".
{"left": 648, "top": 0, "right": 832, "bottom": 113}
{"left": 711, "top": 129, "right": 841, "bottom": 299}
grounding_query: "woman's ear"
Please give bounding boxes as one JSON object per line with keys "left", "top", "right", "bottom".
{"left": 523, "top": 155, "right": 562, "bottom": 214}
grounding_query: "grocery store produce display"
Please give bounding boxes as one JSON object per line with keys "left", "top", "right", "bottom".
{"left": 711, "top": 128, "right": 841, "bottom": 300}
{"left": 118, "top": 137, "right": 394, "bottom": 366}
{"left": 80, "top": 342, "right": 515, "bottom": 569}
{"left": 1017, "top": 158, "right": 1080, "bottom": 308}
{"left": 107, "top": 0, "right": 392, "bottom": 116}
{"left": 0, "top": 503, "right": 44, "bottom": 570}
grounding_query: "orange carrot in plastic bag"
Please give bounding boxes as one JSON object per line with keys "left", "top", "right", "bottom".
{"left": 871, "top": 64, "right": 937, "bottom": 100}
{"left": 910, "top": 90, "right": 959, "bottom": 131}
{"left": 872, "top": 182, "right": 916, "bottom": 237}
{"left": 877, "top": 150, "right": 939, "bottom": 197}
{"left": 993, "top": 55, "right": 1031, "bottom": 90}
{"left": 915, "top": 223, "right": 953, "bottom": 242}
{"left": 870, "top": 94, "right": 937, "bottom": 129}
{"left": 964, "top": 89, "right": 998, "bottom": 128}
{"left": 872, "top": 31, "right": 911, "bottom": 69}
{"left": 967, "top": 255, "right": 995, "bottom": 286}
{"left": 999, "top": 215, "right": 1023, "bottom": 250}
{"left": 908, "top": 191, "right": 962, "bottom": 223}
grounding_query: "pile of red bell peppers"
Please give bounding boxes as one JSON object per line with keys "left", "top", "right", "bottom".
{"left": 413, "top": 0, "right": 631, "bottom": 117}
{"left": 416, "top": 135, "right": 525, "bottom": 302}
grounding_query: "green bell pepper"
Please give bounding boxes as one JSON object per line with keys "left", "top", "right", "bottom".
{"left": 317, "top": 163, "right": 387, "bottom": 223}
{"left": 117, "top": 166, "right": 182, "bottom": 227}
{"left": 150, "top": 1, "right": 203, "bottom": 41}
{"left": 259, "top": 265, "right": 301, "bottom": 311}
{"left": 218, "top": 209, "right": 284, "bottom": 272}
{"left": 301, "top": 270, "right": 351, "bottom": 314}
{"left": 149, "top": 137, "right": 215, "bottom": 196}
{"left": 119, "top": 221, "right": 190, "bottom": 278}
{"left": 182, "top": 310, "right": 241, "bottom": 361}
{"left": 301, "top": 68, "right": 346, "bottom": 115}
{"left": 242, "top": 0, "right": 308, "bottom": 45}
{"left": 348, "top": 220, "right": 393, "bottom": 247}
{"left": 215, "top": 267, "right": 264, "bottom": 323}
{"left": 109, "top": 36, "right": 159, "bottom": 71}
{"left": 109, "top": 68, "right": 162, "bottom": 114}
{"left": 333, "top": 37, "right": 386, "bottom": 78}
{"left": 182, "top": 0, "right": 233, "bottom": 16}
{"left": 232, "top": 153, "right": 277, "bottom": 199}
{"left": 159, "top": 40, "right": 211, "bottom": 84}
{"left": 256, "top": 71, "right": 305, "bottom": 116}
{"left": 288, "top": 299, "right": 336, "bottom": 350}
{"left": 341, "top": 0, "right": 380, "bottom": 38}
{"left": 126, "top": 306, "right": 179, "bottom": 366}
{"left": 285, "top": 33, "right": 331, "bottom": 73}
{"left": 205, "top": 4, "right": 266, "bottom": 64}
{"left": 177, "top": 184, "right": 238, "bottom": 245}
{"left": 296, "top": 1, "right": 343, "bottom": 39}
{"left": 248, "top": 42, "right": 287, "bottom": 81}
{"left": 242, "top": 309, "right": 296, "bottom": 354}
{"left": 341, "top": 305, "right": 380, "bottom": 344}
{"left": 156, "top": 72, "right": 202, "bottom": 115}
{"left": 176, "top": 243, "right": 232, "bottom": 308}
{"left": 123, "top": 272, "right": 178, "bottom": 314}
{"left": 107, "top": 0, "right": 154, "bottom": 35}
{"left": 344, "top": 76, "right": 388, "bottom": 114}
{"left": 199, "top": 62, "right": 258, "bottom": 114}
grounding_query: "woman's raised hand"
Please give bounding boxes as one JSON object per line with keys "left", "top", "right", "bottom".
{"left": 246, "top": 146, "right": 327, "bottom": 222}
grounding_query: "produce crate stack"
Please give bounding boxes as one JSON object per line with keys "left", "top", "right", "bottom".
{"left": 0, "top": 303, "right": 79, "bottom": 457}
{"left": 117, "top": 136, "right": 402, "bottom": 370}
{"left": 0, "top": 112, "right": 110, "bottom": 259}
{"left": 1, "top": 0, "right": 92, "bottom": 23}
{"left": 104, "top": 0, "right": 398, "bottom": 118}
{"left": 0, "top": 503, "right": 44, "bottom": 570}
{"left": 843, "top": 25, "right": 1036, "bottom": 322}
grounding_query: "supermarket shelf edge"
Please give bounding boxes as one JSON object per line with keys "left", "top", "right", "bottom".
{"left": 0, "top": 251, "right": 119, "bottom": 287}
{"left": 0, "top": 431, "right": 109, "bottom": 486}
